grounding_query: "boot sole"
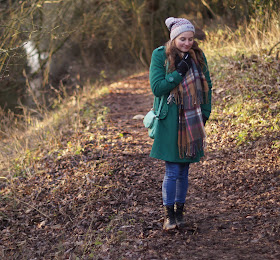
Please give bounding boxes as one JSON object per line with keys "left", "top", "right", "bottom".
{"left": 163, "top": 224, "right": 177, "bottom": 230}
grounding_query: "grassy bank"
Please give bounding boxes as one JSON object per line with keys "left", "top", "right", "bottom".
{"left": 0, "top": 81, "right": 112, "bottom": 177}
{"left": 200, "top": 15, "right": 280, "bottom": 155}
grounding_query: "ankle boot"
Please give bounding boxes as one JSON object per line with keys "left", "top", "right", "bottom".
{"left": 163, "top": 205, "right": 176, "bottom": 230}
{"left": 175, "top": 202, "right": 185, "bottom": 228}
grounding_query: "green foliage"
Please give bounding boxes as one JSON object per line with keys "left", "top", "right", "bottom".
{"left": 94, "top": 239, "right": 103, "bottom": 246}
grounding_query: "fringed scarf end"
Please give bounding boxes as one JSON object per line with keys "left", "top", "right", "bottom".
{"left": 184, "top": 138, "right": 206, "bottom": 158}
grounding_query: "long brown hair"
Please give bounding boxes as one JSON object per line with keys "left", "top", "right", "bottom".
{"left": 165, "top": 39, "right": 204, "bottom": 72}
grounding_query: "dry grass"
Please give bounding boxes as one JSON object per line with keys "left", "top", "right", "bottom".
{"left": 0, "top": 81, "right": 110, "bottom": 177}
{"left": 201, "top": 12, "right": 280, "bottom": 59}
{"left": 201, "top": 13, "right": 280, "bottom": 157}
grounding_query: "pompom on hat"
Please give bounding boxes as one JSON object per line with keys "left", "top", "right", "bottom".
{"left": 165, "top": 17, "right": 195, "bottom": 40}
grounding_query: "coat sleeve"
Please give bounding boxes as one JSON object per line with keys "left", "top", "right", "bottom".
{"left": 200, "top": 53, "right": 212, "bottom": 119}
{"left": 149, "top": 47, "right": 183, "bottom": 97}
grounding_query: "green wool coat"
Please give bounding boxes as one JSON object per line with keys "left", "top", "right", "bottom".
{"left": 149, "top": 46, "right": 212, "bottom": 163}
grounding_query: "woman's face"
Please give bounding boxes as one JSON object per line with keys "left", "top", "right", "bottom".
{"left": 174, "top": 31, "right": 194, "bottom": 53}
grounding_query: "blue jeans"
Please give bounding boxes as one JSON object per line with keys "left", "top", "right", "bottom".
{"left": 162, "top": 161, "right": 190, "bottom": 206}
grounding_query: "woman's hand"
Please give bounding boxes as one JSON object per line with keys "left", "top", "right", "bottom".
{"left": 176, "top": 52, "right": 192, "bottom": 77}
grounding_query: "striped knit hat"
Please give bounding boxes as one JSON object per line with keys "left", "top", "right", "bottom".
{"left": 165, "top": 17, "right": 195, "bottom": 40}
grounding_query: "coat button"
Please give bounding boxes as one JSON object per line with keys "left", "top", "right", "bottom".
{"left": 169, "top": 76, "right": 174, "bottom": 82}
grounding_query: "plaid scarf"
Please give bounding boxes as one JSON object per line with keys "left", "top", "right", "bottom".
{"left": 169, "top": 49, "right": 209, "bottom": 158}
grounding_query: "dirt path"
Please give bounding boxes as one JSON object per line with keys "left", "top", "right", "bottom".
{"left": 1, "top": 72, "right": 279, "bottom": 259}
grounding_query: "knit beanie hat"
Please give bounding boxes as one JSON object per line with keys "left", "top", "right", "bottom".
{"left": 165, "top": 17, "right": 195, "bottom": 40}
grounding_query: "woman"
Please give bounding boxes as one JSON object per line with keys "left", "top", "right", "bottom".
{"left": 149, "top": 17, "right": 212, "bottom": 230}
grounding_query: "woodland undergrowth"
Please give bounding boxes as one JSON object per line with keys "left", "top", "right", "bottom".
{"left": 1, "top": 14, "right": 279, "bottom": 178}
{"left": 0, "top": 16, "right": 279, "bottom": 259}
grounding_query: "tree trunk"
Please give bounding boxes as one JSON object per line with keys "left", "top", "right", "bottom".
{"left": 139, "top": 0, "right": 160, "bottom": 66}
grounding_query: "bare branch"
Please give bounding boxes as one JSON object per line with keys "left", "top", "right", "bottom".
{"left": 268, "top": 41, "right": 280, "bottom": 56}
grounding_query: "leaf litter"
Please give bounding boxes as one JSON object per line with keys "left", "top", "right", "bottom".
{"left": 0, "top": 56, "right": 279, "bottom": 259}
